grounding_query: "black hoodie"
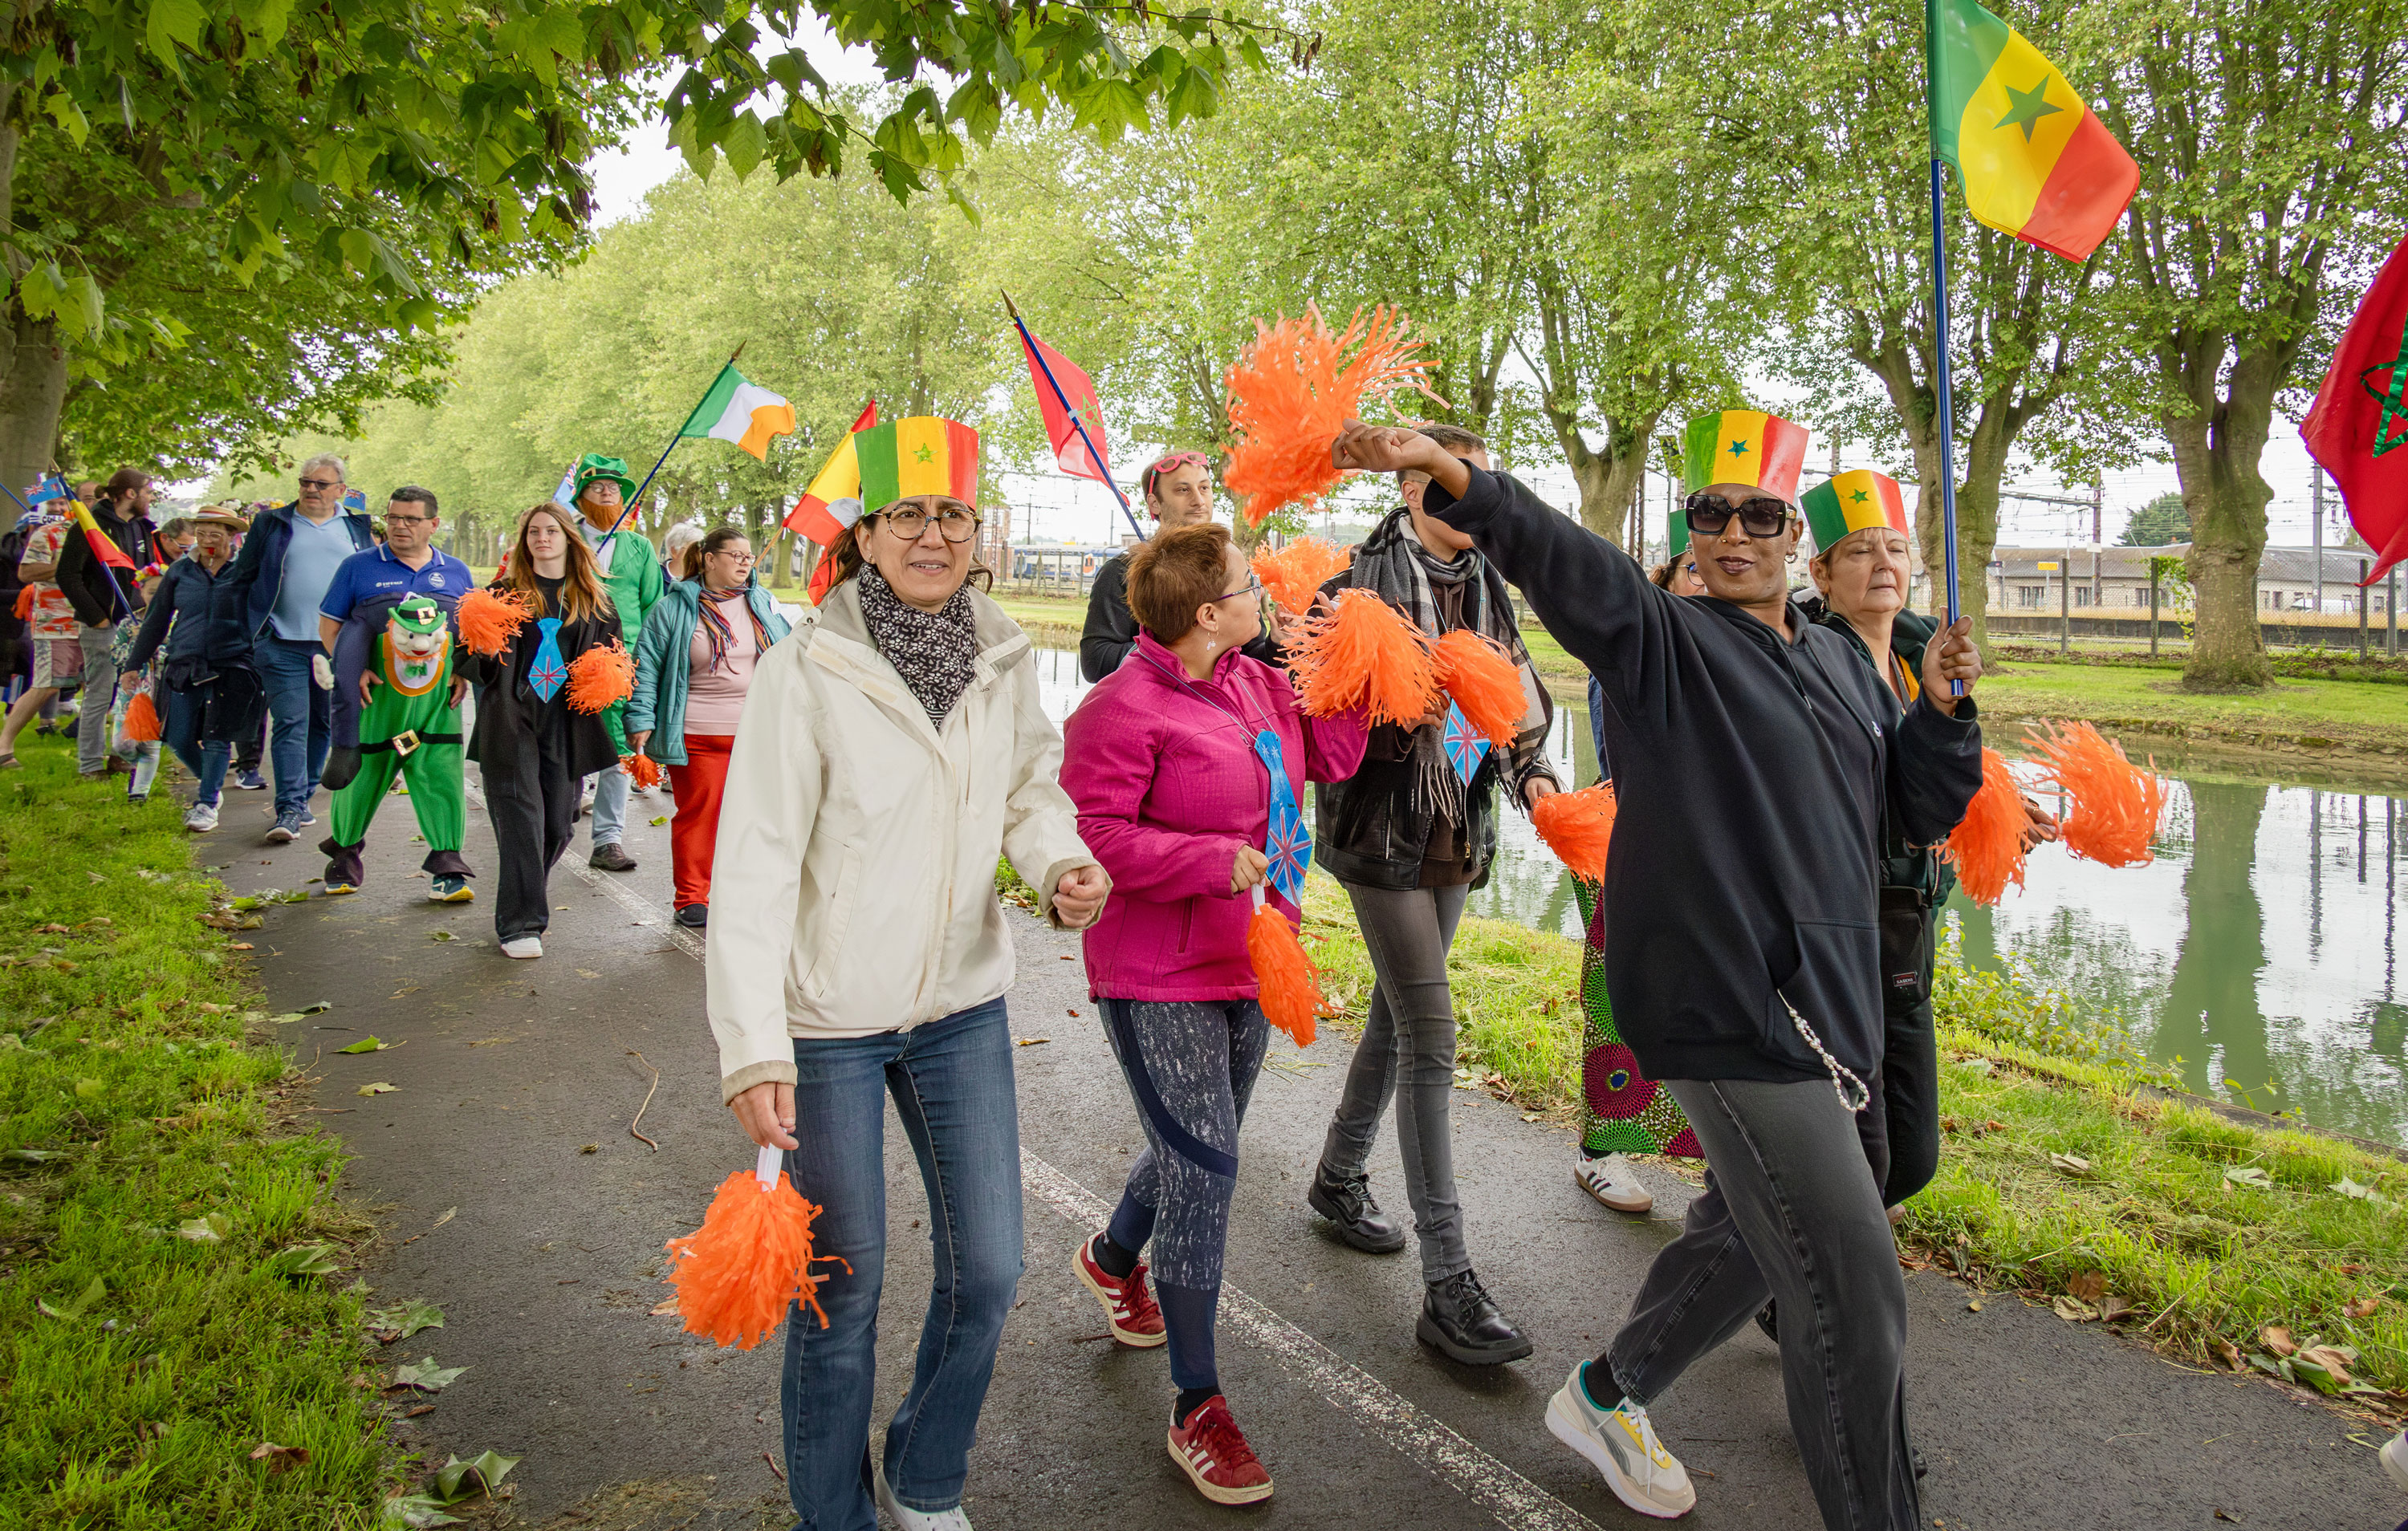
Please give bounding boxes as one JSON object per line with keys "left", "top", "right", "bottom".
{"left": 1427, "top": 466, "right": 1982, "bottom": 1087}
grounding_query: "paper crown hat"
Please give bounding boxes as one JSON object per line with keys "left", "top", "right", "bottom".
{"left": 1681, "top": 410, "right": 1810, "bottom": 501}
{"left": 1801, "top": 469, "right": 1910, "bottom": 553}
{"left": 793, "top": 415, "right": 981, "bottom": 538}
{"left": 389, "top": 595, "right": 446, "bottom": 634}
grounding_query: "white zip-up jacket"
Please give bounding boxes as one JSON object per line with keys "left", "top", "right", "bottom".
{"left": 706, "top": 578, "right": 1101, "bottom": 1103}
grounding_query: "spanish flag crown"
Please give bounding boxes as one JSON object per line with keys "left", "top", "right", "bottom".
{"left": 1800, "top": 469, "right": 1910, "bottom": 554}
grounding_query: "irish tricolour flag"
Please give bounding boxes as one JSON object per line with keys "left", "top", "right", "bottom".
{"left": 679, "top": 363, "right": 798, "bottom": 461}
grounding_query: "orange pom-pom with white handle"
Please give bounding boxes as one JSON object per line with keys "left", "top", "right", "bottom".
{"left": 566, "top": 641, "right": 636, "bottom": 714}
{"left": 122, "top": 690, "right": 163, "bottom": 745}
{"left": 1251, "top": 538, "right": 1352, "bottom": 616}
{"left": 1434, "top": 628, "right": 1526, "bottom": 747}
{"left": 1247, "top": 887, "right": 1328, "bottom": 1047}
{"left": 1943, "top": 748, "right": 2029, "bottom": 906}
{"left": 1282, "top": 589, "right": 1438, "bottom": 726}
{"left": 457, "top": 587, "right": 532, "bottom": 657}
{"left": 2028, "top": 720, "right": 2165, "bottom": 867}
{"left": 1532, "top": 783, "right": 1618, "bottom": 882}
{"left": 621, "top": 753, "right": 663, "bottom": 790}
{"left": 1223, "top": 305, "right": 1444, "bottom": 527}
{"left": 662, "top": 1145, "right": 848, "bottom": 1350}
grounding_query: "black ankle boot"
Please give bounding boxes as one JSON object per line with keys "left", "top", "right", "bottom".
{"left": 320, "top": 745, "right": 362, "bottom": 792}
{"left": 1307, "top": 1163, "right": 1407, "bottom": 1253}
{"left": 1418, "top": 1269, "right": 1532, "bottom": 1364}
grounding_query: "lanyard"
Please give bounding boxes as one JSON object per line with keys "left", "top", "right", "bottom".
{"left": 1138, "top": 651, "right": 1312, "bottom": 904}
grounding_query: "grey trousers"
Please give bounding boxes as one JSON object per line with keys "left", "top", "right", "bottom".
{"left": 1608, "top": 1076, "right": 1919, "bottom": 1531}
{"left": 76, "top": 625, "right": 116, "bottom": 774}
{"left": 1318, "top": 880, "right": 1471, "bottom": 1284}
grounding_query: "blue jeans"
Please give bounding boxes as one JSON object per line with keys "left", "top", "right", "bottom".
{"left": 590, "top": 761, "right": 628, "bottom": 847}
{"left": 255, "top": 636, "right": 331, "bottom": 815}
{"left": 780, "top": 997, "right": 1023, "bottom": 1529}
{"left": 163, "top": 686, "right": 230, "bottom": 806}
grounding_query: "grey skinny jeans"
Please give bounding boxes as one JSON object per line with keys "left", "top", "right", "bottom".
{"left": 1318, "top": 880, "right": 1471, "bottom": 1284}
{"left": 1608, "top": 1076, "right": 1919, "bottom": 1531}
{"left": 76, "top": 624, "right": 117, "bottom": 774}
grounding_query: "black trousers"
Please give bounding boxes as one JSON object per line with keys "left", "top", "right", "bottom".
{"left": 485, "top": 710, "right": 578, "bottom": 942}
{"left": 1878, "top": 997, "right": 1941, "bottom": 1207}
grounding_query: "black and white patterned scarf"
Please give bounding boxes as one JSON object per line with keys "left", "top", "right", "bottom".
{"left": 856, "top": 564, "right": 979, "bottom": 729}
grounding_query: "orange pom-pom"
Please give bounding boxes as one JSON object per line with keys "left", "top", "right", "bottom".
{"left": 1532, "top": 783, "right": 1618, "bottom": 881}
{"left": 1223, "top": 304, "right": 1444, "bottom": 528}
{"left": 11, "top": 585, "right": 32, "bottom": 621}
{"left": 621, "top": 753, "right": 663, "bottom": 790}
{"left": 1251, "top": 538, "right": 1352, "bottom": 616}
{"left": 566, "top": 641, "right": 636, "bottom": 714}
{"left": 2028, "top": 720, "right": 2165, "bottom": 867}
{"left": 1944, "top": 748, "right": 2030, "bottom": 906}
{"left": 1282, "top": 588, "right": 1438, "bottom": 725}
{"left": 121, "top": 689, "right": 163, "bottom": 745}
{"left": 662, "top": 1162, "right": 848, "bottom": 1350}
{"left": 1247, "top": 895, "right": 1328, "bottom": 1047}
{"left": 457, "top": 587, "right": 531, "bottom": 657}
{"left": 1434, "top": 628, "right": 1526, "bottom": 747}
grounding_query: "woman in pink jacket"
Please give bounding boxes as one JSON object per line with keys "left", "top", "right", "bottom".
{"left": 1059, "top": 523, "right": 1367, "bottom": 1508}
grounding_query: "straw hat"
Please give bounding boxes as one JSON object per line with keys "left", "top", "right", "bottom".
{"left": 194, "top": 502, "right": 251, "bottom": 531}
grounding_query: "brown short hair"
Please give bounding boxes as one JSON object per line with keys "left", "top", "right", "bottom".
{"left": 1125, "top": 523, "right": 1234, "bottom": 642}
{"left": 1417, "top": 424, "right": 1487, "bottom": 455}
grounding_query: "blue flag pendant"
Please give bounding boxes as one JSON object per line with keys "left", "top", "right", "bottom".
{"left": 527, "top": 618, "right": 567, "bottom": 702}
{"left": 1256, "top": 729, "right": 1312, "bottom": 906}
{"left": 1442, "top": 701, "right": 1491, "bottom": 786}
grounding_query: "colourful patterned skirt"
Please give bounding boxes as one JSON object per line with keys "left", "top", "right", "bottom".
{"left": 1575, "top": 880, "right": 1701, "bottom": 1159}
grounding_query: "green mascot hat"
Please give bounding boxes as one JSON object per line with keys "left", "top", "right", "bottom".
{"left": 571, "top": 453, "right": 638, "bottom": 506}
{"left": 390, "top": 595, "right": 446, "bottom": 635}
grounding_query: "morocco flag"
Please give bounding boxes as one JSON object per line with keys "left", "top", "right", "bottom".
{"left": 2304, "top": 233, "right": 2408, "bottom": 583}
{"left": 1927, "top": 0, "right": 2139, "bottom": 262}
{"left": 1016, "top": 327, "right": 1112, "bottom": 482}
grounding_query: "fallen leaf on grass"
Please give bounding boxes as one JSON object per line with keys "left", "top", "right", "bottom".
{"left": 2261, "top": 1325, "right": 2297, "bottom": 1356}
{"left": 2066, "top": 1269, "right": 2107, "bottom": 1304}
{"left": 2346, "top": 1296, "right": 2384, "bottom": 1319}
{"left": 257, "top": 1243, "right": 340, "bottom": 1280}
{"left": 2334, "top": 1176, "right": 2391, "bottom": 1205}
{"left": 2296, "top": 1344, "right": 2358, "bottom": 1391}
{"left": 2051, "top": 1294, "right": 2100, "bottom": 1322}
{"left": 405, "top": 1403, "right": 436, "bottom": 1419}
{"left": 177, "top": 1212, "right": 231, "bottom": 1243}
{"left": 2208, "top": 1335, "right": 2241, "bottom": 1369}
{"left": 2225, "top": 1165, "right": 2276, "bottom": 1189}
{"left": 2097, "top": 1294, "right": 2138, "bottom": 1322}
{"left": 338, "top": 1036, "right": 401, "bottom": 1054}
{"left": 394, "top": 1356, "right": 467, "bottom": 1391}
{"left": 249, "top": 1440, "right": 309, "bottom": 1474}
{"left": 365, "top": 1298, "right": 445, "bottom": 1342}
{"left": 380, "top": 1490, "right": 462, "bottom": 1528}
{"left": 2, "top": 1147, "right": 63, "bottom": 1163}
{"left": 356, "top": 1082, "right": 400, "bottom": 1097}
{"left": 2049, "top": 1152, "right": 2093, "bottom": 1176}
{"left": 35, "top": 1275, "right": 105, "bottom": 1321}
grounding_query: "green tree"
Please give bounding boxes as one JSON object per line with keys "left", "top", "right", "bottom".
{"left": 2118, "top": 490, "right": 2190, "bottom": 546}
{"left": 2081, "top": 0, "right": 2408, "bottom": 688}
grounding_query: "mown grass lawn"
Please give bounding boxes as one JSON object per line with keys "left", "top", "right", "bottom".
{"left": 1979, "top": 657, "right": 2408, "bottom": 745}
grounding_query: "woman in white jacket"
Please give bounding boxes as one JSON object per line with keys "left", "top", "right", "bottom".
{"left": 706, "top": 419, "right": 1108, "bottom": 1531}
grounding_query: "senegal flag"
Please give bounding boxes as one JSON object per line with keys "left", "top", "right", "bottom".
{"left": 1927, "top": 0, "right": 2138, "bottom": 262}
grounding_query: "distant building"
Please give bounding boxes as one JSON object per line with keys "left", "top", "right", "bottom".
{"left": 1986, "top": 544, "right": 2396, "bottom": 616}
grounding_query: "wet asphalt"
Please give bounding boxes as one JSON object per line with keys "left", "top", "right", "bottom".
{"left": 198, "top": 768, "right": 2404, "bottom": 1531}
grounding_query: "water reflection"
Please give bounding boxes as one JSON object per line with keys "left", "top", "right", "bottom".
{"left": 1029, "top": 646, "right": 2408, "bottom": 1146}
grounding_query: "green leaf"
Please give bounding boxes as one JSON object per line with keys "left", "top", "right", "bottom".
{"left": 258, "top": 1242, "right": 341, "bottom": 1280}
{"left": 233, "top": 0, "right": 291, "bottom": 50}
{"left": 666, "top": 109, "right": 713, "bottom": 181}
{"left": 395, "top": 1355, "right": 467, "bottom": 1391}
{"left": 357, "top": 1082, "right": 399, "bottom": 1096}
{"left": 433, "top": 1449, "right": 520, "bottom": 1504}
{"left": 2224, "top": 1164, "right": 2275, "bottom": 1189}
{"left": 531, "top": 10, "right": 586, "bottom": 71}
{"left": 144, "top": 0, "right": 207, "bottom": 65}
{"left": 37, "top": 1275, "right": 105, "bottom": 1320}
{"left": 2334, "top": 1176, "right": 2390, "bottom": 1204}
{"left": 721, "top": 112, "right": 767, "bottom": 180}
{"left": 177, "top": 1212, "right": 232, "bottom": 1242}
{"left": 1165, "top": 61, "right": 1218, "bottom": 128}
{"left": 366, "top": 1297, "right": 445, "bottom": 1338}
{"left": 4, "top": 1147, "right": 63, "bottom": 1163}
{"left": 379, "top": 1492, "right": 462, "bottom": 1529}
{"left": 43, "top": 91, "right": 90, "bottom": 148}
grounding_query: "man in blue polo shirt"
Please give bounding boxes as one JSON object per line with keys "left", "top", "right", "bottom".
{"left": 315, "top": 485, "right": 474, "bottom": 790}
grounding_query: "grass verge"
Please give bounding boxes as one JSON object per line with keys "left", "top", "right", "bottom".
{"left": 1292, "top": 871, "right": 2408, "bottom": 1413}
{"left": 1976, "top": 656, "right": 2408, "bottom": 757}
{"left": 0, "top": 746, "right": 394, "bottom": 1526}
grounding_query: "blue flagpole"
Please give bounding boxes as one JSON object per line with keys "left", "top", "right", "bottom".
{"left": 1928, "top": 160, "right": 1965, "bottom": 695}
{"left": 603, "top": 353, "right": 742, "bottom": 541}
{"left": 1003, "top": 293, "right": 1145, "bottom": 542}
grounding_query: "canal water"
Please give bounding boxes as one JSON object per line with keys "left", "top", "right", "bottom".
{"left": 1031, "top": 646, "right": 2408, "bottom": 1147}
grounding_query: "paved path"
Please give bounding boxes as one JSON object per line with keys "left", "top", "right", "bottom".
{"left": 203, "top": 772, "right": 2400, "bottom": 1531}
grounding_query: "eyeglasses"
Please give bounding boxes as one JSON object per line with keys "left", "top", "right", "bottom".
{"left": 710, "top": 548, "right": 757, "bottom": 562}
{"left": 299, "top": 478, "right": 342, "bottom": 492}
{"left": 1684, "top": 492, "right": 1794, "bottom": 540}
{"left": 1214, "top": 579, "right": 1264, "bottom": 606}
{"left": 879, "top": 506, "right": 981, "bottom": 543}
{"left": 382, "top": 513, "right": 433, "bottom": 526}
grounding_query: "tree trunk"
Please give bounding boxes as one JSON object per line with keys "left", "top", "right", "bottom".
{"left": 2171, "top": 350, "right": 2280, "bottom": 689}
{"left": 0, "top": 309, "right": 68, "bottom": 501}
{"left": 1547, "top": 412, "right": 1658, "bottom": 549}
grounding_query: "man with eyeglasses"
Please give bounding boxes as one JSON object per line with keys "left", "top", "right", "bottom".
{"left": 227, "top": 453, "right": 377, "bottom": 843}
{"left": 314, "top": 485, "right": 474, "bottom": 798}
{"left": 1080, "top": 451, "right": 1281, "bottom": 681}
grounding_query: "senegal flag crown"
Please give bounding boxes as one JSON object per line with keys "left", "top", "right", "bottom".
{"left": 1801, "top": 469, "right": 1910, "bottom": 553}
{"left": 1680, "top": 410, "right": 1809, "bottom": 501}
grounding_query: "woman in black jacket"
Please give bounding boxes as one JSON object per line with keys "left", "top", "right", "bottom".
{"left": 1332, "top": 418, "right": 1981, "bottom": 1531}
{"left": 120, "top": 507, "right": 258, "bottom": 832}
{"left": 464, "top": 502, "right": 624, "bottom": 960}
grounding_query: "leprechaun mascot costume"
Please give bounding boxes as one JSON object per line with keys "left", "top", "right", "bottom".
{"left": 567, "top": 453, "right": 664, "bottom": 872}
{"left": 319, "top": 595, "right": 474, "bottom": 900}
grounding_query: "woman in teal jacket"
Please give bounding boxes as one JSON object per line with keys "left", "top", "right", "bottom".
{"left": 626, "top": 526, "right": 791, "bottom": 928}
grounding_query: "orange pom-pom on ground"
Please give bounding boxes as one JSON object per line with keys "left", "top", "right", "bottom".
{"left": 1247, "top": 891, "right": 1328, "bottom": 1047}
{"left": 2028, "top": 720, "right": 2165, "bottom": 867}
{"left": 1944, "top": 748, "right": 2029, "bottom": 906}
{"left": 1283, "top": 588, "right": 1438, "bottom": 726}
{"left": 457, "top": 587, "right": 532, "bottom": 657}
{"left": 1532, "top": 783, "right": 1618, "bottom": 881}
{"left": 1434, "top": 628, "right": 1525, "bottom": 747}
{"left": 662, "top": 1149, "right": 848, "bottom": 1350}
{"left": 1251, "top": 538, "right": 1352, "bottom": 616}
{"left": 566, "top": 641, "right": 636, "bottom": 714}
{"left": 621, "top": 752, "right": 663, "bottom": 790}
{"left": 1223, "top": 304, "right": 1443, "bottom": 528}
{"left": 121, "top": 689, "right": 163, "bottom": 745}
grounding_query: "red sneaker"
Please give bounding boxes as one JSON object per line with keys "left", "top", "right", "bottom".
{"left": 1167, "top": 1395, "right": 1273, "bottom": 1505}
{"left": 1072, "top": 1234, "right": 1165, "bottom": 1347}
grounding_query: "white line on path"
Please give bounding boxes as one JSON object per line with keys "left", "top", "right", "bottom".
{"left": 466, "top": 774, "right": 1600, "bottom": 1531}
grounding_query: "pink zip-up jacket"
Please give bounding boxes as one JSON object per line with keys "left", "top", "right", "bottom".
{"left": 1060, "top": 631, "right": 1369, "bottom": 1001}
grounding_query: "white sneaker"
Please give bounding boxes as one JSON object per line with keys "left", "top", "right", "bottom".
{"left": 182, "top": 802, "right": 218, "bottom": 833}
{"left": 2382, "top": 1429, "right": 2408, "bottom": 1494}
{"left": 1546, "top": 1362, "right": 1695, "bottom": 1518}
{"left": 1575, "top": 1152, "right": 1654, "bottom": 1214}
{"left": 875, "top": 1465, "right": 973, "bottom": 1529}
{"left": 499, "top": 936, "right": 543, "bottom": 960}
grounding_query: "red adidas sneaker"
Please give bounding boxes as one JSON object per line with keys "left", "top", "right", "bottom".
{"left": 1072, "top": 1233, "right": 1165, "bottom": 1347}
{"left": 1167, "top": 1395, "right": 1273, "bottom": 1505}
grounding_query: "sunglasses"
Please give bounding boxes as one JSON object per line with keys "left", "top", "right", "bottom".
{"left": 1145, "top": 452, "right": 1210, "bottom": 494}
{"left": 298, "top": 477, "right": 342, "bottom": 492}
{"left": 1684, "top": 492, "right": 1795, "bottom": 540}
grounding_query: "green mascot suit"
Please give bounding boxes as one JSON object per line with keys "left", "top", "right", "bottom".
{"left": 320, "top": 595, "right": 474, "bottom": 900}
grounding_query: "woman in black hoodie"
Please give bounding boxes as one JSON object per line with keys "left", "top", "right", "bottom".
{"left": 1332, "top": 418, "right": 1982, "bottom": 1531}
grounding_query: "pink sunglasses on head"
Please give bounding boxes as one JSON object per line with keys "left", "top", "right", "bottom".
{"left": 1143, "top": 451, "right": 1210, "bottom": 498}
